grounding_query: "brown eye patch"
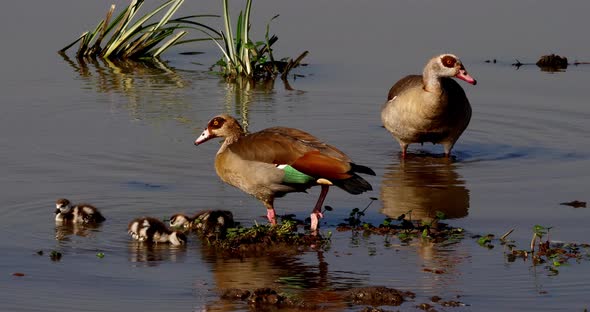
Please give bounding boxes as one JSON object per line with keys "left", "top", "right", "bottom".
{"left": 441, "top": 55, "right": 457, "bottom": 68}
{"left": 209, "top": 117, "right": 226, "bottom": 130}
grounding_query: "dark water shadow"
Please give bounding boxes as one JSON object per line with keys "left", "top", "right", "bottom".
{"left": 124, "top": 180, "right": 168, "bottom": 191}
{"left": 455, "top": 143, "right": 587, "bottom": 164}
{"left": 380, "top": 155, "right": 469, "bottom": 223}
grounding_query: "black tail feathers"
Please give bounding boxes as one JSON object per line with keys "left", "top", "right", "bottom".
{"left": 350, "top": 163, "right": 376, "bottom": 176}
{"left": 334, "top": 173, "right": 373, "bottom": 195}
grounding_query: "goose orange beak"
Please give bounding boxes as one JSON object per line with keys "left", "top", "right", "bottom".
{"left": 195, "top": 128, "right": 213, "bottom": 145}
{"left": 456, "top": 69, "right": 477, "bottom": 85}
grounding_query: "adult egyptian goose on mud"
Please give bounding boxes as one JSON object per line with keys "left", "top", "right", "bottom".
{"left": 128, "top": 217, "right": 187, "bottom": 246}
{"left": 194, "top": 114, "right": 375, "bottom": 232}
{"left": 55, "top": 198, "right": 106, "bottom": 224}
{"left": 381, "top": 54, "right": 477, "bottom": 157}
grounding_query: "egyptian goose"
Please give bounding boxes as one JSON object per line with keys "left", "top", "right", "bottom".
{"left": 194, "top": 114, "right": 375, "bottom": 232}
{"left": 55, "top": 198, "right": 105, "bottom": 224}
{"left": 128, "top": 217, "right": 186, "bottom": 246}
{"left": 381, "top": 54, "right": 476, "bottom": 157}
{"left": 170, "top": 210, "right": 235, "bottom": 233}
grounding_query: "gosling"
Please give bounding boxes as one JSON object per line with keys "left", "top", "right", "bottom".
{"left": 170, "top": 210, "right": 235, "bottom": 237}
{"left": 55, "top": 198, "right": 106, "bottom": 224}
{"left": 128, "top": 217, "right": 186, "bottom": 246}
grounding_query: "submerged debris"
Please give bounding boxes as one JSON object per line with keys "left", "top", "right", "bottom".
{"left": 347, "top": 286, "right": 415, "bottom": 306}
{"left": 220, "top": 286, "right": 418, "bottom": 309}
{"left": 560, "top": 200, "right": 586, "bottom": 208}
{"left": 220, "top": 287, "right": 303, "bottom": 309}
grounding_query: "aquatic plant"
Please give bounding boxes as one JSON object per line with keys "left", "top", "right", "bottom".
{"left": 337, "top": 206, "right": 465, "bottom": 246}
{"left": 498, "top": 225, "right": 590, "bottom": 276}
{"left": 210, "top": 217, "right": 329, "bottom": 252}
{"left": 60, "top": 0, "right": 218, "bottom": 59}
{"left": 206, "top": 0, "right": 308, "bottom": 81}
{"left": 50, "top": 250, "right": 62, "bottom": 261}
{"left": 341, "top": 197, "right": 377, "bottom": 228}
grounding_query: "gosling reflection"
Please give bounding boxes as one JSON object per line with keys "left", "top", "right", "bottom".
{"left": 127, "top": 241, "right": 186, "bottom": 266}
{"left": 380, "top": 156, "right": 469, "bottom": 223}
{"left": 55, "top": 223, "right": 102, "bottom": 240}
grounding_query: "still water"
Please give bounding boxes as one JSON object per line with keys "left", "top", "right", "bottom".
{"left": 1, "top": 0, "right": 589, "bottom": 311}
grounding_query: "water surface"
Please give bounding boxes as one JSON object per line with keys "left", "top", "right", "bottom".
{"left": 1, "top": 0, "right": 589, "bottom": 311}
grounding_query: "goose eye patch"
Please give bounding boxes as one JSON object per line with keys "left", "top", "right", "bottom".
{"left": 210, "top": 117, "right": 225, "bottom": 129}
{"left": 441, "top": 55, "right": 457, "bottom": 68}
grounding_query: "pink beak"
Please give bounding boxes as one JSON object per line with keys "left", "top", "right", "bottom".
{"left": 195, "top": 128, "right": 213, "bottom": 145}
{"left": 456, "top": 69, "right": 477, "bottom": 85}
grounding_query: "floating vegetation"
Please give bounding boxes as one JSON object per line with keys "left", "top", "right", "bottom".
{"left": 60, "top": 0, "right": 217, "bottom": 60}
{"left": 96, "top": 252, "right": 105, "bottom": 259}
{"left": 479, "top": 225, "right": 590, "bottom": 276}
{"left": 337, "top": 203, "right": 465, "bottom": 245}
{"left": 475, "top": 234, "right": 495, "bottom": 249}
{"left": 206, "top": 0, "right": 308, "bottom": 81}
{"left": 49, "top": 250, "right": 63, "bottom": 261}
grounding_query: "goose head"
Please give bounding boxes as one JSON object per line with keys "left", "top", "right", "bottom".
{"left": 169, "top": 213, "right": 191, "bottom": 228}
{"left": 426, "top": 54, "right": 477, "bottom": 85}
{"left": 55, "top": 198, "right": 72, "bottom": 214}
{"left": 194, "top": 114, "right": 244, "bottom": 145}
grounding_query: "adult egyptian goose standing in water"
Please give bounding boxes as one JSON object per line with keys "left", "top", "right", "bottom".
{"left": 194, "top": 114, "right": 375, "bottom": 232}
{"left": 381, "top": 54, "right": 477, "bottom": 157}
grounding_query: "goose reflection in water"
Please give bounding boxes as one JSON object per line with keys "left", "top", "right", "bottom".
{"left": 380, "top": 156, "right": 469, "bottom": 223}
{"left": 200, "top": 248, "right": 354, "bottom": 311}
{"left": 380, "top": 156, "right": 471, "bottom": 292}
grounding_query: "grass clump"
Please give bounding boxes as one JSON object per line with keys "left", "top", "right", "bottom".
{"left": 207, "top": 217, "right": 329, "bottom": 253}
{"left": 60, "top": 0, "right": 217, "bottom": 60}
{"left": 206, "top": 0, "right": 308, "bottom": 81}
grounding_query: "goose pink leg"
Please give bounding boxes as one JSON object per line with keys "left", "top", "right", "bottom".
{"left": 310, "top": 185, "right": 329, "bottom": 232}
{"left": 264, "top": 202, "right": 277, "bottom": 225}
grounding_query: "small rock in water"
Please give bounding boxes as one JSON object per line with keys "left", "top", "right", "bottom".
{"left": 347, "top": 286, "right": 415, "bottom": 306}
{"left": 536, "top": 54, "right": 568, "bottom": 70}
